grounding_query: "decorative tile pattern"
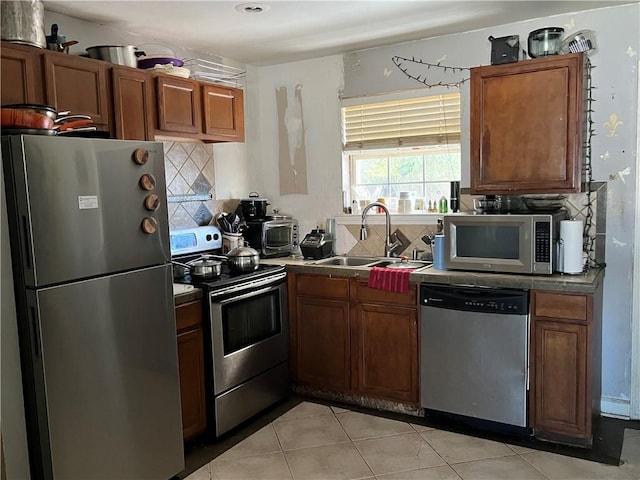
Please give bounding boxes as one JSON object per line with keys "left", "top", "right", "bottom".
{"left": 344, "top": 188, "right": 608, "bottom": 265}
{"left": 163, "top": 141, "right": 218, "bottom": 229}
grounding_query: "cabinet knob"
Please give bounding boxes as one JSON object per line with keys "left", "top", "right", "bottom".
{"left": 144, "top": 194, "right": 161, "bottom": 211}
{"left": 132, "top": 148, "right": 149, "bottom": 165}
{"left": 141, "top": 217, "right": 158, "bottom": 234}
{"left": 139, "top": 173, "right": 156, "bottom": 191}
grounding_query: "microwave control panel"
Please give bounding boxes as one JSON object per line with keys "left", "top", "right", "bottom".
{"left": 534, "top": 221, "right": 551, "bottom": 262}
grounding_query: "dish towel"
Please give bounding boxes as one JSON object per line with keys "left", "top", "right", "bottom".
{"left": 367, "top": 267, "right": 416, "bottom": 294}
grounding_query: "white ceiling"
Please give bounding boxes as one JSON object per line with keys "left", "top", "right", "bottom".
{"left": 43, "top": 0, "right": 631, "bottom": 66}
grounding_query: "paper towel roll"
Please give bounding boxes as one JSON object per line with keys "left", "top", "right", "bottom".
{"left": 559, "top": 220, "right": 583, "bottom": 274}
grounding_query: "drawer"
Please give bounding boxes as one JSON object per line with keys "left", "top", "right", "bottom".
{"left": 353, "top": 279, "right": 417, "bottom": 306}
{"left": 296, "top": 274, "right": 349, "bottom": 300}
{"left": 532, "top": 290, "right": 590, "bottom": 322}
{"left": 175, "top": 300, "right": 203, "bottom": 332}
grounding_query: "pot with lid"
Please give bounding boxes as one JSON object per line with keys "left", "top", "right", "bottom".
{"left": 240, "top": 192, "right": 269, "bottom": 220}
{"left": 211, "top": 245, "right": 260, "bottom": 272}
{"left": 173, "top": 256, "right": 222, "bottom": 278}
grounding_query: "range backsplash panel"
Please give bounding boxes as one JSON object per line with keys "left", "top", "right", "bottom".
{"left": 163, "top": 141, "right": 223, "bottom": 229}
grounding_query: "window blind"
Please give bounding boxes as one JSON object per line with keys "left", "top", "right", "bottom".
{"left": 342, "top": 93, "right": 461, "bottom": 151}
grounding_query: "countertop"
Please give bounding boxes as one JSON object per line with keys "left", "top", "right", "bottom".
{"left": 260, "top": 256, "right": 604, "bottom": 293}
{"left": 173, "top": 285, "right": 203, "bottom": 306}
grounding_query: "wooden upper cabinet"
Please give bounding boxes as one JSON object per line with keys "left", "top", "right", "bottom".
{"left": 0, "top": 42, "right": 44, "bottom": 105}
{"left": 111, "top": 66, "right": 155, "bottom": 140}
{"left": 155, "top": 75, "right": 202, "bottom": 134}
{"left": 202, "top": 84, "right": 245, "bottom": 142}
{"left": 470, "top": 53, "right": 584, "bottom": 195}
{"left": 43, "top": 52, "right": 110, "bottom": 126}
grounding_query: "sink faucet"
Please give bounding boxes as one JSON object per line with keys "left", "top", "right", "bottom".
{"left": 360, "top": 202, "right": 402, "bottom": 257}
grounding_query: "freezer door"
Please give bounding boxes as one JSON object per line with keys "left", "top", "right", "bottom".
{"left": 2, "top": 135, "right": 170, "bottom": 287}
{"left": 28, "top": 265, "right": 184, "bottom": 479}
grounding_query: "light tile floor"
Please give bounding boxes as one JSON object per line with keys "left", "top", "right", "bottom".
{"left": 186, "top": 401, "right": 640, "bottom": 480}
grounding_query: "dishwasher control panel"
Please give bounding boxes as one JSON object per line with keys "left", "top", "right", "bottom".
{"left": 420, "top": 284, "right": 529, "bottom": 315}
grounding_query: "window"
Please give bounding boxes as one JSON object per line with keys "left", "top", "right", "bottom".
{"left": 350, "top": 146, "right": 460, "bottom": 205}
{"left": 342, "top": 92, "right": 461, "bottom": 210}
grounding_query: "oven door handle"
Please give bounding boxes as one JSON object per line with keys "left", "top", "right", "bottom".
{"left": 209, "top": 272, "right": 287, "bottom": 301}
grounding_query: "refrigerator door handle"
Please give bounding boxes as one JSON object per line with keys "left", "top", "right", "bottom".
{"left": 22, "top": 215, "right": 33, "bottom": 269}
{"left": 30, "top": 306, "right": 41, "bottom": 358}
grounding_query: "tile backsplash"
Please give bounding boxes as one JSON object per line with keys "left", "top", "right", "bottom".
{"left": 341, "top": 186, "right": 606, "bottom": 268}
{"left": 163, "top": 141, "right": 220, "bottom": 229}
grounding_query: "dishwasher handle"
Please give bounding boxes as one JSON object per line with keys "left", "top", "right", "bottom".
{"left": 420, "top": 283, "right": 529, "bottom": 315}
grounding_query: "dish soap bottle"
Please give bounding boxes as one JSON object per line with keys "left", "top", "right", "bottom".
{"left": 438, "top": 196, "right": 448, "bottom": 213}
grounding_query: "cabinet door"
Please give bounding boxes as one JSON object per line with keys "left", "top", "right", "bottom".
{"left": 531, "top": 319, "right": 589, "bottom": 439}
{"left": 470, "top": 53, "right": 584, "bottom": 194}
{"left": 176, "top": 300, "right": 206, "bottom": 440}
{"left": 177, "top": 327, "right": 207, "bottom": 440}
{"left": 111, "top": 66, "right": 155, "bottom": 140}
{"left": 0, "top": 42, "right": 44, "bottom": 105}
{"left": 43, "top": 52, "right": 110, "bottom": 126}
{"left": 352, "top": 303, "right": 418, "bottom": 403}
{"left": 156, "top": 75, "right": 202, "bottom": 134}
{"left": 202, "top": 84, "right": 245, "bottom": 142}
{"left": 296, "top": 297, "right": 351, "bottom": 391}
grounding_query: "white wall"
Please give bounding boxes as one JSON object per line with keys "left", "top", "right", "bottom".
{"left": 245, "top": 56, "right": 345, "bottom": 238}
{"left": 249, "top": 4, "right": 640, "bottom": 417}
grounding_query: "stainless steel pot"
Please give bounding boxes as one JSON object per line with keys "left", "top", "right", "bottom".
{"left": 227, "top": 246, "right": 260, "bottom": 272}
{"left": 86, "top": 45, "right": 139, "bottom": 67}
{"left": 1, "top": 1, "right": 46, "bottom": 48}
{"left": 211, "top": 246, "right": 260, "bottom": 273}
{"left": 173, "top": 256, "right": 222, "bottom": 278}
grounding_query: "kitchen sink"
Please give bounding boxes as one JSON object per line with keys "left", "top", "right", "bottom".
{"left": 370, "top": 260, "right": 431, "bottom": 269}
{"left": 313, "top": 256, "right": 380, "bottom": 267}
{"left": 313, "top": 256, "right": 432, "bottom": 269}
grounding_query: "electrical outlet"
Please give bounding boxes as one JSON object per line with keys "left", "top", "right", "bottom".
{"left": 391, "top": 229, "right": 410, "bottom": 255}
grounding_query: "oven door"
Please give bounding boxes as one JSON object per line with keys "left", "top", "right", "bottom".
{"left": 209, "top": 273, "right": 288, "bottom": 394}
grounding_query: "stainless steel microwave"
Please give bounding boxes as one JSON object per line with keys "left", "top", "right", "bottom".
{"left": 243, "top": 218, "right": 299, "bottom": 258}
{"left": 443, "top": 212, "right": 567, "bottom": 275}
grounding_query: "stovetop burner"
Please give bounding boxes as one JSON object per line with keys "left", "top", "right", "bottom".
{"left": 173, "top": 252, "right": 285, "bottom": 291}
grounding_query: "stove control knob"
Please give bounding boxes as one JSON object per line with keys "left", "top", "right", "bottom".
{"left": 141, "top": 217, "right": 158, "bottom": 234}
{"left": 132, "top": 148, "right": 149, "bottom": 165}
{"left": 144, "top": 194, "right": 160, "bottom": 211}
{"left": 139, "top": 173, "right": 156, "bottom": 191}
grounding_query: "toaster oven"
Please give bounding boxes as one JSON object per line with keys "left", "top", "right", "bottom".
{"left": 243, "top": 218, "right": 299, "bottom": 258}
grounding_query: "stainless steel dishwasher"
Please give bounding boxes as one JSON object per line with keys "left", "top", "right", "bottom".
{"left": 420, "top": 283, "right": 529, "bottom": 427}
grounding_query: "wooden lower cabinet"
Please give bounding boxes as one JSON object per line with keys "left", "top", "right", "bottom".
{"left": 296, "top": 296, "right": 351, "bottom": 390}
{"left": 290, "top": 273, "right": 418, "bottom": 405}
{"left": 529, "top": 288, "right": 602, "bottom": 446}
{"left": 175, "top": 300, "right": 207, "bottom": 440}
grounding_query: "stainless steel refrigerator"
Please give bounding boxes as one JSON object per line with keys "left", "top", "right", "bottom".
{"left": 1, "top": 135, "right": 184, "bottom": 479}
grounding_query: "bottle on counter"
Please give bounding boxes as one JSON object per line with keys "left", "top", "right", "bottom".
{"left": 450, "top": 181, "right": 460, "bottom": 213}
{"left": 439, "top": 196, "right": 448, "bottom": 214}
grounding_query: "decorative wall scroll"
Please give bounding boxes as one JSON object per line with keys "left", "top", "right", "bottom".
{"left": 276, "top": 84, "right": 308, "bottom": 195}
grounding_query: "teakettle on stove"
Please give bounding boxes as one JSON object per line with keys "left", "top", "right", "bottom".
{"left": 300, "top": 228, "right": 333, "bottom": 260}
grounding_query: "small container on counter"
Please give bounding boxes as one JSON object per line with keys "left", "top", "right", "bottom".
{"left": 433, "top": 234, "right": 446, "bottom": 270}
